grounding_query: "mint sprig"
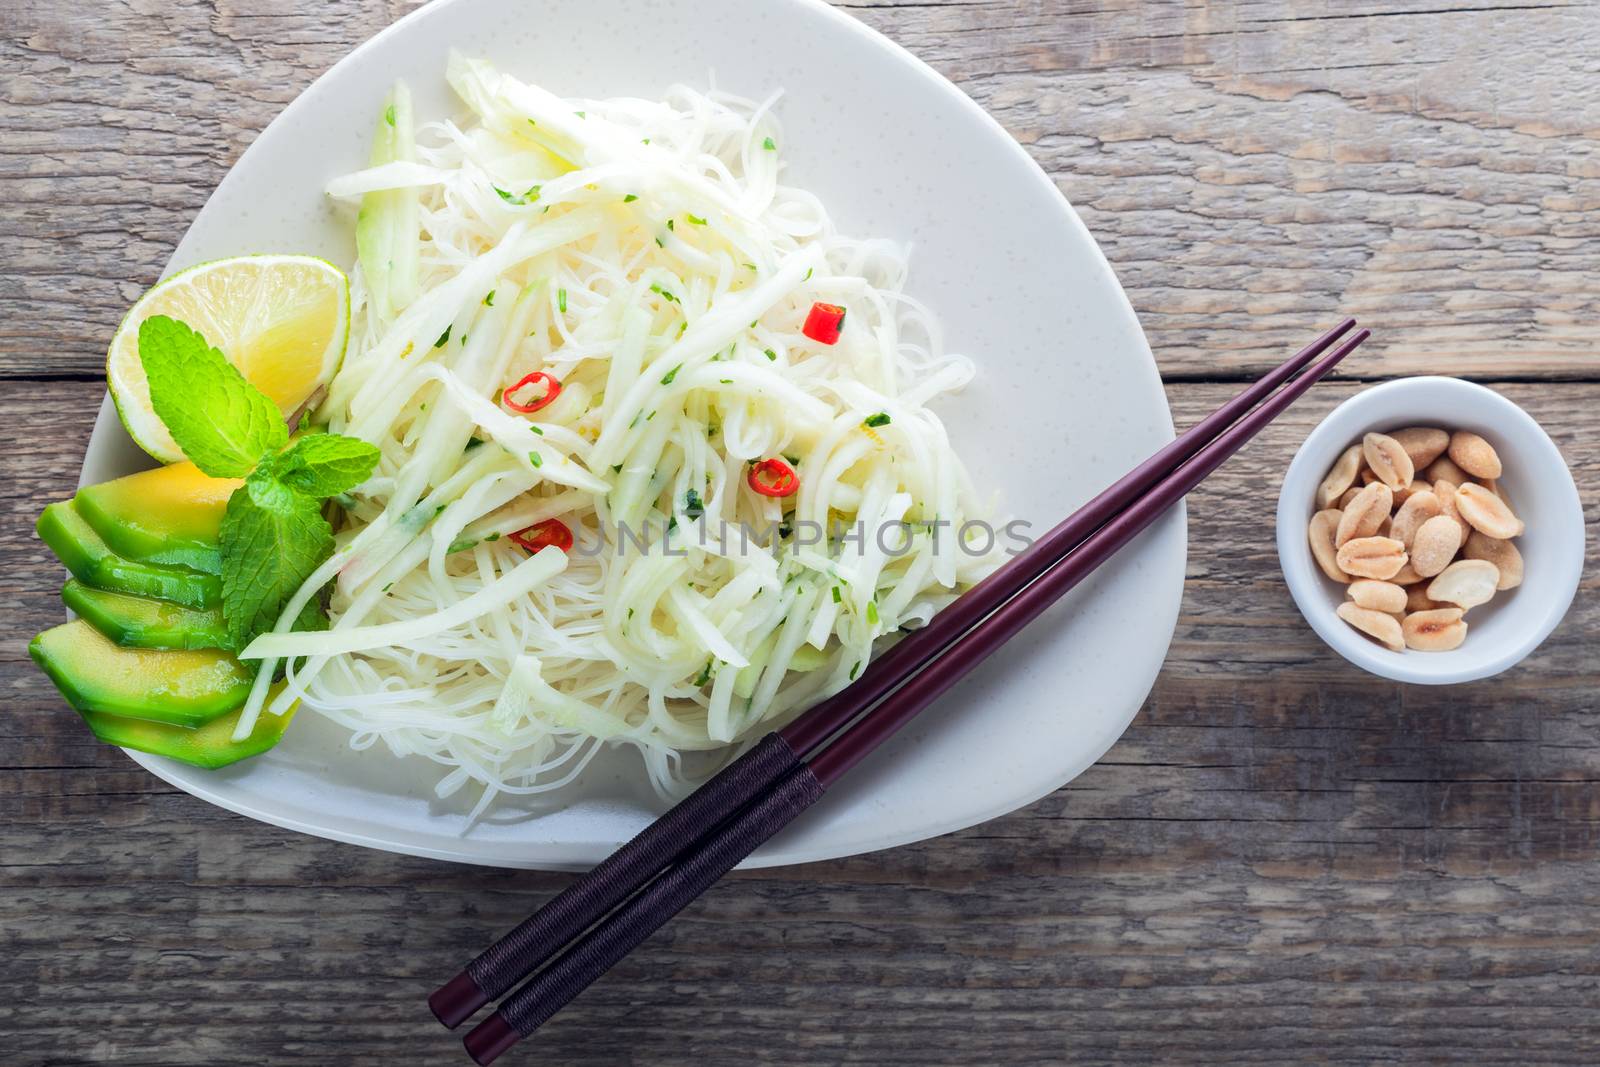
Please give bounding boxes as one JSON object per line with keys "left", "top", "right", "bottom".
{"left": 138, "top": 315, "right": 380, "bottom": 651}
{"left": 139, "top": 316, "right": 287, "bottom": 477}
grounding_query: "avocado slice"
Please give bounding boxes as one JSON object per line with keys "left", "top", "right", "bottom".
{"left": 75, "top": 461, "right": 238, "bottom": 574}
{"left": 29, "top": 620, "right": 253, "bottom": 728}
{"left": 37, "top": 501, "right": 220, "bottom": 610}
{"left": 78, "top": 686, "right": 298, "bottom": 769}
{"left": 62, "top": 579, "right": 229, "bottom": 650}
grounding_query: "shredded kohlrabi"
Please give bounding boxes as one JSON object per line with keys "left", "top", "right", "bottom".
{"left": 237, "top": 54, "right": 1001, "bottom": 817}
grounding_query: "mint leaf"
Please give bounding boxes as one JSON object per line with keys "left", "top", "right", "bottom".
{"left": 137, "top": 315, "right": 287, "bottom": 477}
{"left": 220, "top": 474, "right": 334, "bottom": 651}
{"left": 272, "top": 434, "right": 381, "bottom": 497}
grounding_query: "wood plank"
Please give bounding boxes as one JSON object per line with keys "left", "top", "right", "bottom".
{"left": 3, "top": 378, "right": 1596, "bottom": 1063}
{"left": 1, "top": 0, "right": 1596, "bottom": 380}
{"left": 5, "top": 1, "right": 1599, "bottom": 1063}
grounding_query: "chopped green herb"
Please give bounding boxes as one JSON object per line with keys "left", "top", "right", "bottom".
{"left": 694, "top": 660, "right": 713, "bottom": 686}
{"left": 763, "top": 136, "right": 776, "bottom": 151}
{"left": 719, "top": 378, "right": 733, "bottom": 385}
{"left": 484, "top": 289, "right": 495, "bottom": 306}
{"left": 864, "top": 412, "right": 892, "bottom": 428}
{"left": 666, "top": 218, "right": 675, "bottom": 231}
{"left": 764, "top": 348, "right": 777, "bottom": 361}
{"left": 434, "top": 325, "right": 451, "bottom": 348}
{"left": 575, "top": 110, "right": 586, "bottom": 118}
{"left": 611, "top": 463, "right": 623, "bottom": 474}
{"left": 803, "top": 267, "right": 813, "bottom": 282}
{"left": 641, "top": 137, "right": 650, "bottom": 144}
{"left": 783, "top": 454, "right": 801, "bottom": 466}
{"left": 558, "top": 288, "right": 568, "bottom": 313}
{"left": 384, "top": 104, "right": 397, "bottom": 127}
{"left": 866, "top": 600, "right": 879, "bottom": 625}
{"left": 528, "top": 451, "right": 543, "bottom": 468}
{"left": 649, "top": 284, "right": 678, "bottom": 303}
{"left": 832, "top": 586, "right": 842, "bottom": 604}
{"left": 485, "top": 532, "right": 501, "bottom": 542}
{"left": 383, "top": 582, "right": 394, "bottom": 592}
{"left": 623, "top": 193, "right": 639, "bottom": 203}
{"left": 849, "top": 660, "right": 861, "bottom": 680}
{"left": 529, "top": 425, "right": 543, "bottom": 436}
{"left": 685, "top": 488, "right": 704, "bottom": 520}
{"left": 660, "top": 364, "right": 682, "bottom": 385}
{"left": 686, "top": 213, "right": 707, "bottom": 226}
{"left": 494, "top": 184, "right": 541, "bottom": 205}
{"left": 655, "top": 236, "right": 665, "bottom": 248}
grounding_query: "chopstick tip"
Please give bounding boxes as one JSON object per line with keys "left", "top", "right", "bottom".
{"left": 429, "top": 971, "right": 489, "bottom": 1030}
{"left": 463, "top": 1012, "right": 520, "bottom": 1066}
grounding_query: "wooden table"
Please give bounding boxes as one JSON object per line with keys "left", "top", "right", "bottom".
{"left": 4, "top": 2, "right": 1596, "bottom": 1063}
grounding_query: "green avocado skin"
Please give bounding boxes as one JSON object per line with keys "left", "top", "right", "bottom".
{"left": 28, "top": 620, "right": 253, "bottom": 729}
{"left": 74, "top": 473, "right": 225, "bottom": 574}
{"left": 77, "top": 699, "right": 295, "bottom": 770}
{"left": 61, "top": 579, "right": 229, "bottom": 651}
{"left": 36, "top": 501, "right": 220, "bottom": 610}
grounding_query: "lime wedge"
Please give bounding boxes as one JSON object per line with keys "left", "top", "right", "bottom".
{"left": 107, "top": 254, "right": 349, "bottom": 463}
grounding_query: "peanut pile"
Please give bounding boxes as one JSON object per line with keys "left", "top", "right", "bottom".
{"left": 1308, "top": 427, "right": 1525, "bottom": 653}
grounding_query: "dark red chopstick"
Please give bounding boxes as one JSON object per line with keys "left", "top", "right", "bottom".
{"left": 428, "top": 318, "right": 1358, "bottom": 1030}
{"left": 459, "top": 327, "right": 1369, "bottom": 1063}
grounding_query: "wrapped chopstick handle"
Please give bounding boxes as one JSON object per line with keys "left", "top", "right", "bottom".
{"left": 430, "top": 731, "right": 801, "bottom": 1028}
{"left": 464, "top": 762, "right": 826, "bottom": 1064}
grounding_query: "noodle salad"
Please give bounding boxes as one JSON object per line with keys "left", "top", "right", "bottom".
{"left": 234, "top": 55, "right": 1002, "bottom": 815}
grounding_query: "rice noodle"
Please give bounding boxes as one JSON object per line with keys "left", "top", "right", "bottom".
{"left": 237, "top": 54, "right": 1001, "bottom": 809}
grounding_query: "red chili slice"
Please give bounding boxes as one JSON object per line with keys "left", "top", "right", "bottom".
{"left": 747, "top": 458, "right": 800, "bottom": 498}
{"left": 508, "top": 518, "right": 574, "bottom": 554}
{"left": 503, "top": 371, "right": 562, "bottom": 413}
{"left": 802, "top": 302, "right": 846, "bottom": 345}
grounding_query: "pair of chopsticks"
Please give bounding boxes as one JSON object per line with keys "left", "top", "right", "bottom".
{"left": 432, "top": 318, "right": 1370, "bottom": 1063}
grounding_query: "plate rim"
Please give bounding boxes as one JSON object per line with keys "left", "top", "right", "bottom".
{"left": 83, "top": 0, "right": 1187, "bottom": 869}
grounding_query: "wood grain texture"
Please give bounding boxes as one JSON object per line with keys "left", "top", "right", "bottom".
{"left": 2, "top": 2, "right": 1598, "bottom": 1065}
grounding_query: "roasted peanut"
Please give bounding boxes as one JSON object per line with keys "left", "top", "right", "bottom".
{"left": 1336, "top": 601, "right": 1405, "bottom": 651}
{"left": 1392, "top": 479, "right": 1427, "bottom": 508}
{"left": 1390, "top": 426, "right": 1450, "bottom": 469}
{"left": 1307, "top": 509, "right": 1350, "bottom": 583}
{"left": 1389, "top": 489, "right": 1442, "bottom": 550}
{"left": 1348, "top": 579, "right": 1407, "bottom": 614}
{"left": 1338, "top": 487, "right": 1362, "bottom": 509}
{"left": 1448, "top": 430, "right": 1502, "bottom": 480}
{"left": 1432, "top": 479, "right": 1471, "bottom": 549}
{"left": 1317, "top": 444, "right": 1364, "bottom": 509}
{"left": 1363, "top": 432, "right": 1415, "bottom": 491}
{"left": 1336, "top": 536, "right": 1408, "bottom": 580}
{"left": 1405, "top": 585, "right": 1440, "bottom": 613}
{"left": 1455, "top": 482, "right": 1524, "bottom": 539}
{"left": 1463, "top": 530, "right": 1524, "bottom": 590}
{"left": 1410, "top": 515, "right": 1463, "bottom": 578}
{"left": 1425, "top": 455, "right": 1470, "bottom": 485}
{"left": 1426, "top": 559, "right": 1500, "bottom": 610}
{"left": 1403, "top": 608, "right": 1468, "bottom": 651}
{"left": 1335, "top": 483, "right": 1393, "bottom": 547}
{"left": 1390, "top": 560, "right": 1425, "bottom": 585}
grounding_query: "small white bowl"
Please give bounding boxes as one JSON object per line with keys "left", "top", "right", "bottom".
{"left": 1276, "top": 376, "right": 1585, "bottom": 684}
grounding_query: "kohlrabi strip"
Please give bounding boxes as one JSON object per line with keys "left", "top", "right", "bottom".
{"left": 283, "top": 55, "right": 1001, "bottom": 809}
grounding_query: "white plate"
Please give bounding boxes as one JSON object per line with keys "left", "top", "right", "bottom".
{"left": 78, "top": 0, "right": 1186, "bottom": 868}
